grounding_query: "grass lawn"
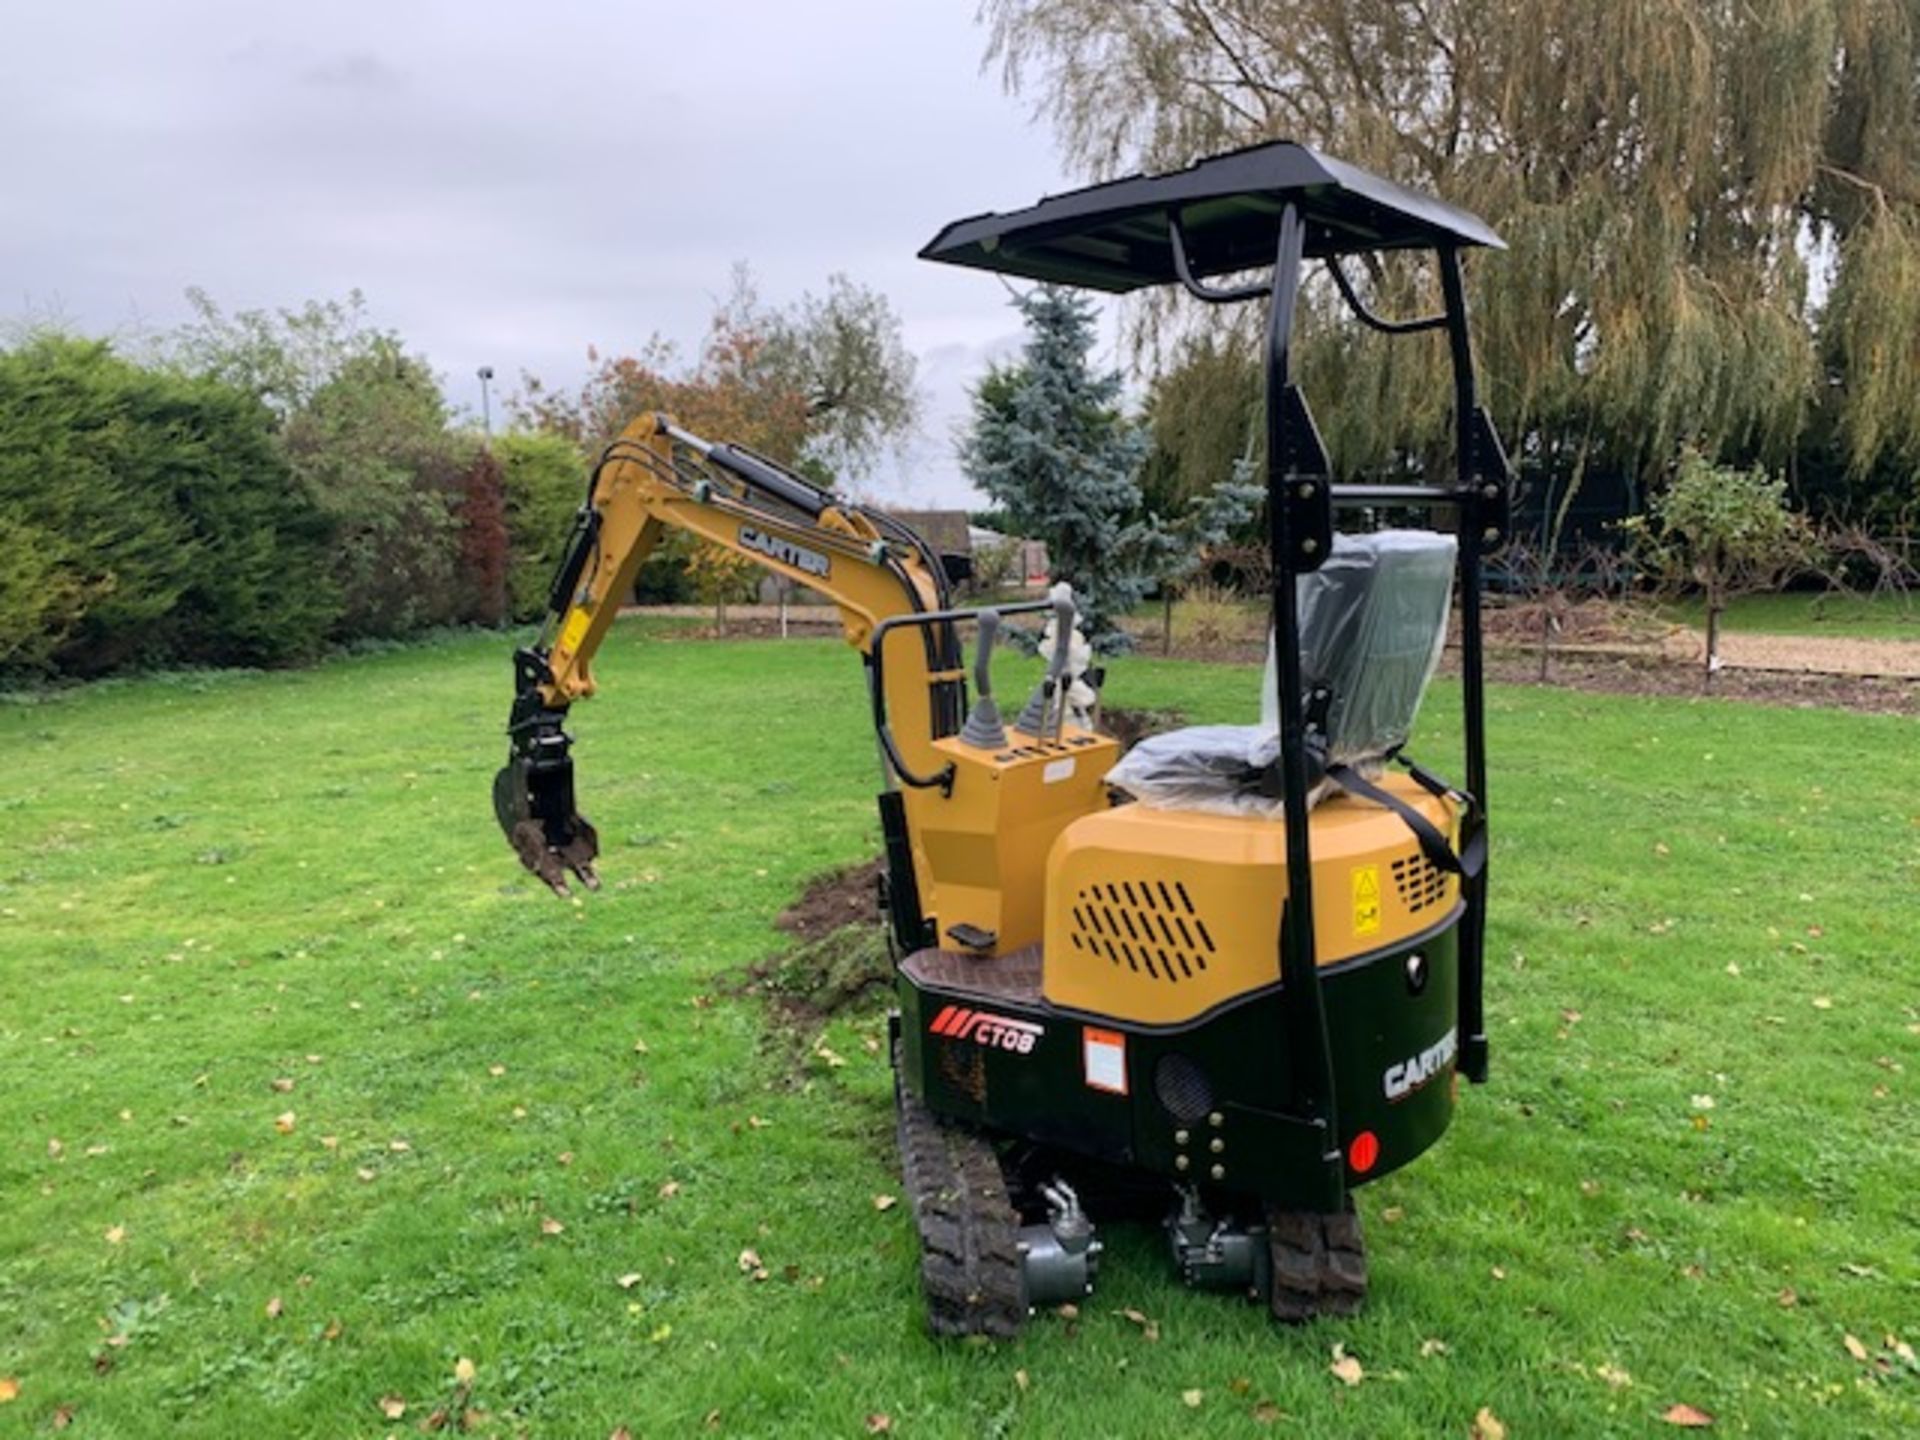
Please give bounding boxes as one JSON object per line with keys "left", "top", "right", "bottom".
{"left": 2, "top": 621, "right": 1917, "bottom": 1437}
{"left": 1661, "top": 591, "right": 1919, "bottom": 641}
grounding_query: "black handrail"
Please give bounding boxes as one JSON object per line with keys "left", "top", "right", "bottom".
{"left": 1262, "top": 204, "right": 1348, "bottom": 1213}
{"left": 1168, "top": 215, "right": 1272, "bottom": 304}
{"left": 1438, "top": 245, "right": 1498, "bottom": 1085}
{"left": 1324, "top": 257, "right": 1450, "bottom": 335}
{"left": 867, "top": 600, "right": 1055, "bottom": 794}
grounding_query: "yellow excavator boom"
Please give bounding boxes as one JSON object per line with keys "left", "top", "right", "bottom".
{"left": 493, "top": 412, "right": 961, "bottom": 896}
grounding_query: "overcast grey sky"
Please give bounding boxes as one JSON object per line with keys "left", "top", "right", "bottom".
{"left": 1, "top": 2, "right": 1105, "bottom": 506}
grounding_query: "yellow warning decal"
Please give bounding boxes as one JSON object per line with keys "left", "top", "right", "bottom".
{"left": 557, "top": 606, "right": 591, "bottom": 655}
{"left": 1352, "top": 864, "right": 1382, "bottom": 936}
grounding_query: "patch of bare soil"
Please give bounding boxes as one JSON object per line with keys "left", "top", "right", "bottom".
{"left": 723, "top": 859, "right": 894, "bottom": 1081}
{"left": 1101, "top": 705, "right": 1188, "bottom": 750}
{"left": 773, "top": 856, "right": 885, "bottom": 945}
{"left": 1469, "top": 651, "right": 1920, "bottom": 716}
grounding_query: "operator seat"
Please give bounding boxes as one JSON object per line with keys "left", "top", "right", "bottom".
{"left": 1108, "top": 530, "right": 1457, "bottom": 815}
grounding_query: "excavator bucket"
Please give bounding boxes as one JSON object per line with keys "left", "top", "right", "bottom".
{"left": 493, "top": 744, "right": 600, "bottom": 898}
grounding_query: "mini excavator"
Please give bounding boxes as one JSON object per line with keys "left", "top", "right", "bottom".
{"left": 493, "top": 142, "right": 1511, "bottom": 1334}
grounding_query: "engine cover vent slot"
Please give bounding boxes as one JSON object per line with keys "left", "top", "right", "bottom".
{"left": 1390, "top": 851, "right": 1449, "bottom": 913}
{"left": 1066, "top": 879, "right": 1216, "bottom": 983}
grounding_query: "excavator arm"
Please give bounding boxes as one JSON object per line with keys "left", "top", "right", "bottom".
{"left": 493, "top": 412, "right": 958, "bottom": 895}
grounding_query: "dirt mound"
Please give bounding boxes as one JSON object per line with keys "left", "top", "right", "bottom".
{"left": 775, "top": 856, "right": 885, "bottom": 944}
{"left": 1101, "top": 706, "right": 1188, "bottom": 750}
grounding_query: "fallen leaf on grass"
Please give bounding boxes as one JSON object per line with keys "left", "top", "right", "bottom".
{"left": 1472, "top": 1407, "right": 1507, "bottom": 1440}
{"left": 270, "top": 1077, "right": 295, "bottom": 1093}
{"left": 1228, "top": 1377, "right": 1251, "bottom": 1395}
{"left": 616, "top": 1272, "right": 642, "bottom": 1290}
{"left": 1116, "top": 1307, "right": 1161, "bottom": 1341}
{"left": 1381, "top": 1206, "right": 1405, "bottom": 1224}
{"left": 388, "top": 1139, "right": 411, "bottom": 1153}
{"left": 378, "top": 1394, "right": 407, "bottom": 1420}
{"left": 540, "top": 1217, "right": 565, "bottom": 1236}
{"left": 872, "top": 1194, "right": 898, "bottom": 1212}
{"left": 104, "top": 1225, "right": 125, "bottom": 1246}
{"left": 323, "top": 1319, "right": 343, "bottom": 1341}
{"left": 1813, "top": 996, "right": 1833, "bottom": 1010}
{"left": 273, "top": 1111, "right": 296, "bottom": 1134}
{"left": 1329, "top": 1344, "right": 1364, "bottom": 1386}
{"left": 0, "top": 1377, "right": 17, "bottom": 1404}
{"left": 1662, "top": 1402, "right": 1714, "bottom": 1427}
{"left": 1777, "top": 1287, "right": 1798, "bottom": 1307}
{"left": 1844, "top": 1333, "right": 1869, "bottom": 1362}
{"left": 865, "top": 1415, "right": 892, "bottom": 1434}
{"left": 1252, "top": 1400, "right": 1284, "bottom": 1424}
{"left": 1596, "top": 1362, "right": 1633, "bottom": 1389}
{"left": 48, "top": 1138, "right": 64, "bottom": 1158}
{"left": 1420, "top": 1338, "right": 1449, "bottom": 1358}
{"left": 658, "top": 1180, "right": 681, "bottom": 1200}
{"left": 356, "top": 1167, "right": 376, "bottom": 1183}
{"left": 648, "top": 1323, "right": 672, "bottom": 1344}
{"left": 52, "top": 1403, "right": 73, "bottom": 1428}
{"left": 264, "top": 1296, "right": 282, "bottom": 1319}
{"left": 610, "top": 1428, "right": 633, "bottom": 1440}
{"left": 1181, "top": 1389, "right": 1204, "bottom": 1408}
{"left": 487, "top": 1064, "right": 506, "bottom": 1077}
{"left": 420, "top": 1407, "right": 449, "bottom": 1431}
{"left": 320, "top": 1135, "right": 339, "bottom": 1150}
{"left": 454, "top": 1356, "right": 476, "bottom": 1387}
{"left": 1014, "top": 1369, "right": 1030, "bottom": 1392}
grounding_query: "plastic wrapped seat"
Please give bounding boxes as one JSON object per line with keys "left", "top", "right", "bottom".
{"left": 1107, "top": 530, "right": 1456, "bottom": 818}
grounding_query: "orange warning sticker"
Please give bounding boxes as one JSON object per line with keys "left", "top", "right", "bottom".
{"left": 1083, "top": 1027, "right": 1128, "bottom": 1095}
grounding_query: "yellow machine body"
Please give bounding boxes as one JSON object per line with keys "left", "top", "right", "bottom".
{"left": 904, "top": 726, "right": 1121, "bottom": 956}
{"left": 1042, "top": 772, "right": 1459, "bottom": 1026}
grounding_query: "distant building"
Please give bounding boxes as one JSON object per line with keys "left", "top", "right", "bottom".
{"left": 886, "top": 510, "right": 974, "bottom": 564}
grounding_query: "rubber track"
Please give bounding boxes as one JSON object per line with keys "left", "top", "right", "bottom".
{"left": 1267, "top": 1201, "right": 1368, "bottom": 1323}
{"left": 895, "top": 1081, "right": 1027, "bottom": 1338}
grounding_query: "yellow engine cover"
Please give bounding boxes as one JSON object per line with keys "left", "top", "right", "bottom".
{"left": 905, "top": 726, "right": 1120, "bottom": 956}
{"left": 1042, "top": 773, "right": 1459, "bottom": 1026}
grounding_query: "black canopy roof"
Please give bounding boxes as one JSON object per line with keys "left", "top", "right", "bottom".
{"left": 919, "top": 141, "right": 1502, "bottom": 293}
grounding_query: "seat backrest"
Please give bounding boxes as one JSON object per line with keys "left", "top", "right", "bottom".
{"left": 1263, "top": 529, "right": 1457, "bottom": 767}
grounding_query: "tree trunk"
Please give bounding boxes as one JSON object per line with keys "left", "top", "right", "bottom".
{"left": 1703, "top": 599, "right": 1721, "bottom": 693}
{"left": 715, "top": 596, "right": 727, "bottom": 637}
{"left": 1163, "top": 591, "right": 1174, "bottom": 656}
{"left": 1538, "top": 600, "right": 1552, "bottom": 681}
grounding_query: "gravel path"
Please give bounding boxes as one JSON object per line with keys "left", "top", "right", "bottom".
{"left": 1656, "top": 628, "right": 1920, "bottom": 678}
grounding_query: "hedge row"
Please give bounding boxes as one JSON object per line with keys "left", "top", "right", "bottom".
{"left": 0, "top": 337, "right": 592, "bottom": 681}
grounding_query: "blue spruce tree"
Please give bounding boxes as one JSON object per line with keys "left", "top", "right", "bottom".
{"left": 959, "top": 286, "right": 1152, "bottom": 650}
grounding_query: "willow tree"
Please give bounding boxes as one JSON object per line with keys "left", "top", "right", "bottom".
{"left": 983, "top": 0, "right": 1920, "bottom": 512}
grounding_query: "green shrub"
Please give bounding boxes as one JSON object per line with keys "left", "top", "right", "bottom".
{"left": 495, "top": 430, "right": 586, "bottom": 621}
{"left": 280, "top": 342, "right": 463, "bottom": 640}
{"left": 0, "top": 334, "right": 337, "bottom": 677}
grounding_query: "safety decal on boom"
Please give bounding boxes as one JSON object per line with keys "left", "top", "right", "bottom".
{"left": 557, "top": 606, "right": 592, "bottom": 656}
{"left": 1351, "top": 863, "right": 1382, "bottom": 936}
